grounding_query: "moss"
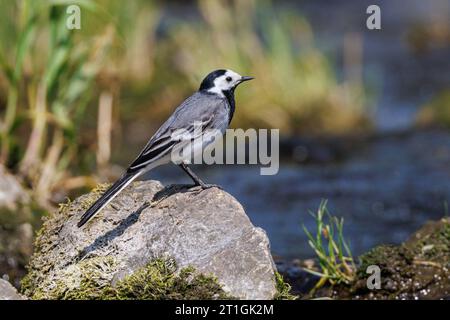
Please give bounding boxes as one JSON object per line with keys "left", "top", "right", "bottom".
{"left": 21, "top": 198, "right": 74, "bottom": 297}
{"left": 114, "top": 259, "right": 232, "bottom": 300}
{"left": 332, "top": 218, "right": 450, "bottom": 299}
{"left": 357, "top": 245, "right": 414, "bottom": 279}
{"left": 25, "top": 256, "right": 118, "bottom": 300}
{"left": 79, "top": 183, "right": 112, "bottom": 211}
{"left": 406, "top": 219, "right": 450, "bottom": 264}
{"left": 20, "top": 270, "right": 40, "bottom": 298}
{"left": 274, "top": 271, "right": 297, "bottom": 300}
{"left": 23, "top": 256, "right": 232, "bottom": 300}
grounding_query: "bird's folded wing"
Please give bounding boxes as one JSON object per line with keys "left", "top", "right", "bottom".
{"left": 127, "top": 116, "right": 214, "bottom": 172}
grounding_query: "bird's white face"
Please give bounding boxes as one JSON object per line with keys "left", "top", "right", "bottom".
{"left": 207, "top": 70, "right": 244, "bottom": 96}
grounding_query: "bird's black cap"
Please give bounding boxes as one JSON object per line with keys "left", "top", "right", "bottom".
{"left": 199, "top": 69, "right": 227, "bottom": 91}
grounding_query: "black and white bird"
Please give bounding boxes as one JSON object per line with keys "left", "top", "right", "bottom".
{"left": 77, "top": 69, "right": 253, "bottom": 227}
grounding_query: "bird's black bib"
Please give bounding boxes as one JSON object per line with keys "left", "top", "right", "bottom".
{"left": 222, "top": 89, "right": 236, "bottom": 124}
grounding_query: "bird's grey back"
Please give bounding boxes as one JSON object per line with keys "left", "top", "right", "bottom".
{"left": 133, "top": 91, "right": 230, "bottom": 162}
{"left": 156, "top": 91, "right": 229, "bottom": 136}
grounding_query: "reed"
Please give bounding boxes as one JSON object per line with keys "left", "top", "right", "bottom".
{"left": 0, "top": 0, "right": 114, "bottom": 204}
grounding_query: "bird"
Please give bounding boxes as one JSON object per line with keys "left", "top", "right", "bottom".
{"left": 77, "top": 69, "right": 253, "bottom": 227}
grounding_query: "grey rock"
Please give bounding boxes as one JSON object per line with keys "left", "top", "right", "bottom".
{"left": 0, "top": 165, "right": 30, "bottom": 210}
{"left": 25, "top": 181, "right": 277, "bottom": 299}
{"left": 0, "top": 279, "right": 26, "bottom": 300}
{"left": 0, "top": 165, "right": 34, "bottom": 289}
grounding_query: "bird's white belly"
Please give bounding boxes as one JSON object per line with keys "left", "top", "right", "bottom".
{"left": 172, "top": 129, "right": 224, "bottom": 165}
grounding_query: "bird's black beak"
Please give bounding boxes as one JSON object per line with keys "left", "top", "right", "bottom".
{"left": 239, "top": 76, "right": 254, "bottom": 83}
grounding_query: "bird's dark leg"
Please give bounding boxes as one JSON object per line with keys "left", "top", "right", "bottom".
{"left": 179, "top": 163, "right": 221, "bottom": 189}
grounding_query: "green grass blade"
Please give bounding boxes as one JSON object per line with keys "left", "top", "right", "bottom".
{"left": 13, "top": 14, "right": 37, "bottom": 83}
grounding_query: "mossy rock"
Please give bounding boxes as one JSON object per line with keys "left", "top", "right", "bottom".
{"left": 22, "top": 256, "right": 230, "bottom": 300}
{"left": 21, "top": 181, "right": 278, "bottom": 299}
{"left": 333, "top": 218, "right": 450, "bottom": 299}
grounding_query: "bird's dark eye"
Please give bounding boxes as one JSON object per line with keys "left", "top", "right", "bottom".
{"left": 226, "top": 76, "right": 232, "bottom": 82}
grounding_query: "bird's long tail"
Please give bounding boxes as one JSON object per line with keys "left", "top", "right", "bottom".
{"left": 77, "top": 171, "right": 142, "bottom": 228}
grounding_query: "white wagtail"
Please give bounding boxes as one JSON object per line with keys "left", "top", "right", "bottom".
{"left": 78, "top": 69, "right": 253, "bottom": 227}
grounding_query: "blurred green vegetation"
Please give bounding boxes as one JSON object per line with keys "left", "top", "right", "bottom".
{"left": 161, "top": 0, "right": 369, "bottom": 134}
{"left": 0, "top": 0, "right": 371, "bottom": 202}
{"left": 0, "top": 0, "right": 117, "bottom": 204}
